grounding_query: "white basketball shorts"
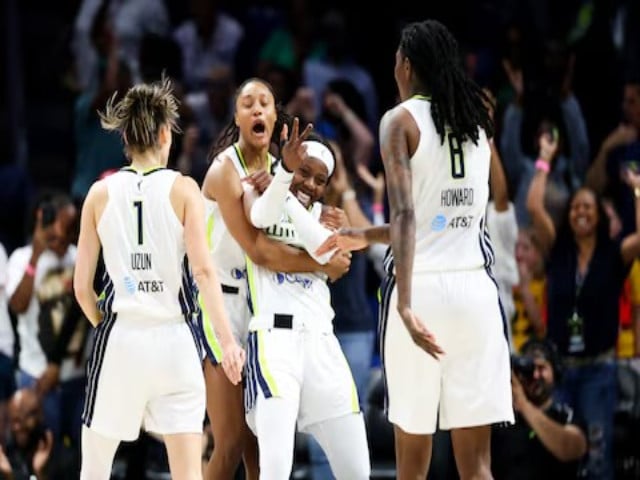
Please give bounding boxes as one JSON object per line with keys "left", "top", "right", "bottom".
{"left": 379, "top": 267, "right": 514, "bottom": 434}
{"left": 245, "top": 327, "right": 360, "bottom": 433}
{"left": 82, "top": 315, "right": 206, "bottom": 440}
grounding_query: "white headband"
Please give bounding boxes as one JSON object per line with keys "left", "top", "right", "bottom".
{"left": 303, "top": 141, "right": 335, "bottom": 176}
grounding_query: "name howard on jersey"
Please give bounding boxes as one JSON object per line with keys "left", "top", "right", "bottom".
{"left": 440, "top": 188, "right": 474, "bottom": 207}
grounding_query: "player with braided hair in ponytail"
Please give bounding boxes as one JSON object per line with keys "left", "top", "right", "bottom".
{"left": 316, "top": 19, "right": 513, "bottom": 479}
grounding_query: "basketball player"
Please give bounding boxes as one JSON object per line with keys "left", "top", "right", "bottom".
{"left": 241, "top": 136, "right": 370, "bottom": 480}
{"left": 200, "top": 78, "right": 350, "bottom": 480}
{"left": 317, "top": 20, "right": 513, "bottom": 479}
{"left": 73, "top": 77, "right": 245, "bottom": 480}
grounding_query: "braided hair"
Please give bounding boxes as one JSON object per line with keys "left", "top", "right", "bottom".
{"left": 399, "top": 20, "right": 494, "bottom": 144}
{"left": 208, "top": 77, "right": 295, "bottom": 162}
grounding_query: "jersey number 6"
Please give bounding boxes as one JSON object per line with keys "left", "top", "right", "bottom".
{"left": 133, "top": 200, "right": 144, "bottom": 245}
{"left": 448, "top": 133, "right": 465, "bottom": 179}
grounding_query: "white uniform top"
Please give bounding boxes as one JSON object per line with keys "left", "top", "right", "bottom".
{"left": 97, "top": 167, "right": 198, "bottom": 321}
{"left": 400, "top": 97, "right": 493, "bottom": 272}
{"left": 205, "top": 144, "right": 274, "bottom": 287}
{"left": 246, "top": 202, "right": 334, "bottom": 332}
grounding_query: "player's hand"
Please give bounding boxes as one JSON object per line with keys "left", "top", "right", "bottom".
{"left": 316, "top": 228, "right": 368, "bottom": 256}
{"left": 221, "top": 341, "right": 246, "bottom": 386}
{"left": 320, "top": 206, "right": 348, "bottom": 231}
{"left": 280, "top": 117, "right": 313, "bottom": 172}
{"left": 398, "top": 306, "right": 444, "bottom": 359}
{"left": 323, "top": 250, "right": 351, "bottom": 282}
{"left": 243, "top": 170, "right": 273, "bottom": 195}
{"left": 538, "top": 130, "right": 559, "bottom": 163}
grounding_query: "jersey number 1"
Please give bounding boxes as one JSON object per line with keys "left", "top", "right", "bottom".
{"left": 448, "top": 133, "right": 465, "bottom": 178}
{"left": 133, "top": 200, "right": 143, "bottom": 245}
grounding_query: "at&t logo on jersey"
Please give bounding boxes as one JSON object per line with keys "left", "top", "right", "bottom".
{"left": 273, "top": 272, "right": 313, "bottom": 289}
{"left": 124, "top": 276, "right": 136, "bottom": 295}
{"left": 431, "top": 214, "right": 447, "bottom": 232}
{"left": 431, "top": 214, "right": 474, "bottom": 231}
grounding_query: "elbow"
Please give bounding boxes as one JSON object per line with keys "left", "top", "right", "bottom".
{"left": 244, "top": 244, "right": 268, "bottom": 267}
{"left": 392, "top": 208, "right": 415, "bottom": 222}
{"left": 555, "top": 432, "right": 588, "bottom": 462}
{"left": 191, "top": 264, "right": 215, "bottom": 287}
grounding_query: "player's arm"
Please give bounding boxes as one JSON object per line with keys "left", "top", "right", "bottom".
{"left": 380, "top": 108, "right": 416, "bottom": 310}
{"left": 179, "top": 175, "right": 244, "bottom": 384}
{"left": 73, "top": 182, "right": 105, "bottom": 327}
{"left": 204, "top": 158, "right": 346, "bottom": 279}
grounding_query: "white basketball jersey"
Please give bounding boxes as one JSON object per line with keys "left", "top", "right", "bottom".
{"left": 400, "top": 97, "right": 493, "bottom": 272}
{"left": 246, "top": 202, "right": 334, "bottom": 332}
{"left": 97, "top": 168, "right": 198, "bottom": 320}
{"left": 205, "top": 144, "right": 274, "bottom": 286}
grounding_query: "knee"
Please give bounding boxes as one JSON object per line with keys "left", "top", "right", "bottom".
{"left": 457, "top": 459, "right": 492, "bottom": 480}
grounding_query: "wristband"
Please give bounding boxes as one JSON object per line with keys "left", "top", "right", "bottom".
{"left": 342, "top": 190, "right": 356, "bottom": 202}
{"left": 25, "top": 263, "right": 36, "bottom": 277}
{"left": 535, "top": 159, "right": 550, "bottom": 173}
{"left": 372, "top": 203, "right": 384, "bottom": 214}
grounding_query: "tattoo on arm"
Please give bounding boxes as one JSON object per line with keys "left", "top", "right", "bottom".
{"left": 380, "top": 110, "right": 415, "bottom": 308}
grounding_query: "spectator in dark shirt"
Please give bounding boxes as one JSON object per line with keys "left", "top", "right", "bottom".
{"left": 527, "top": 128, "right": 640, "bottom": 479}
{"left": 0, "top": 389, "right": 77, "bottom": 480}
{"left": 492, "top": 338, "right": 587, "bottom": 479}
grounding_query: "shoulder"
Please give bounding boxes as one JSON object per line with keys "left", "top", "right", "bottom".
{"left": 380, "top": 104, "right": 416, "bottom": 134}
{"left": 84, "top": 178, "right": 109, "bottom": 209}
{"left": 203, "top": 150, "right": 241, "bottom": 198}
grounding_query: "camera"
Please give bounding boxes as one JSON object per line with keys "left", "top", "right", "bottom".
{"left": 511, "top": 354, "right": 535, "bottom": 382}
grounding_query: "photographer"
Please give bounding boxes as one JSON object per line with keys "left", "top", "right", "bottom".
{"left": 0, "top": 389, "right": 76, "bottom": 480}
{"left": 492, "top": 339, "right": 587, "bottom": 479}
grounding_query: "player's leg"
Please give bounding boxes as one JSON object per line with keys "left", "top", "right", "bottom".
{"left": 79, "top": 425, "right": 121, "bottom": 480}
{"left": 249, "top": 394, "right": 299, "bottom": 480}
{"left": 305, "top": 413, "right": 370, "bottom": 480}
{"left": 450, "top": 426, "right": 492, "bottom": 480}
{"left": 164, "top": 432, "right": 204, "bottom": 480}
{"left": 437, "top": 269, "right": 513, "bottom": 479}
{"left": 204, "top": 361, "right": 257, "bottom": 479}
{"left": 394, "top": 427, "right": 433, "bottom": 480}
{"left": 245, "top": 329, "right": 303, "bottom": 480}
{"left": 299, "top": 332, "right": 371, "bottom": 479}
{"left": 380, "top": 273, "right": 441, "bottom": 478}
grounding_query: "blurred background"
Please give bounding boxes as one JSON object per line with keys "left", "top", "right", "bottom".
{"left": 1, "top": 0, "right": 640, "bottom": 479}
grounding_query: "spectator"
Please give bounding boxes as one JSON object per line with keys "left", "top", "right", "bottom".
{"left": 512, "top": 229, "right": 547, "bottom": 352}
{"left": 526, "top": 129, "right": 640, "bottom": 479}
{"left": 0, "top": 389, "right": 77, "bottom": 480}
{"left": 71, "top": 0, "right": 169, "bottom": 90}
{"left": 71, "top": 11, "right": 131, "bottom": 201}
{"left": 492, "top": 339, "right": 587, "bottom": 479}
{"left": 501, "top": 56, "right": 590, "bottom": 227}
{"left": 585, "top": 78, "right": 640, "bottom": 236}
{"left": 173, "top": 0, "right": 244, "bottom": 92}
{"left": 302, "top": 9, "right": 379, "bottom": 133}
{"left": 0, "top": 242, "right": 15, "bottom": 442}
{"left": 6, "top": 193, "right": 88, "bottom": 449}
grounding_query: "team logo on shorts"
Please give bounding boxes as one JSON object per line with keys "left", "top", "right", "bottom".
{"left": 123, "top": 276, "right": 136, "bottom": 294}
{"left": 431, "top": 214, "right": 447, "bottom": 232}
{"left": 231, "top": 268, "right": 246, "bottom": 280}
{"left": 274, "top": 272, "right": 313, "bottom": 289}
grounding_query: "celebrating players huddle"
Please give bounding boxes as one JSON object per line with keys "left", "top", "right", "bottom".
{"left": 74, "top": 19, "right": 513, "bottom": 480}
